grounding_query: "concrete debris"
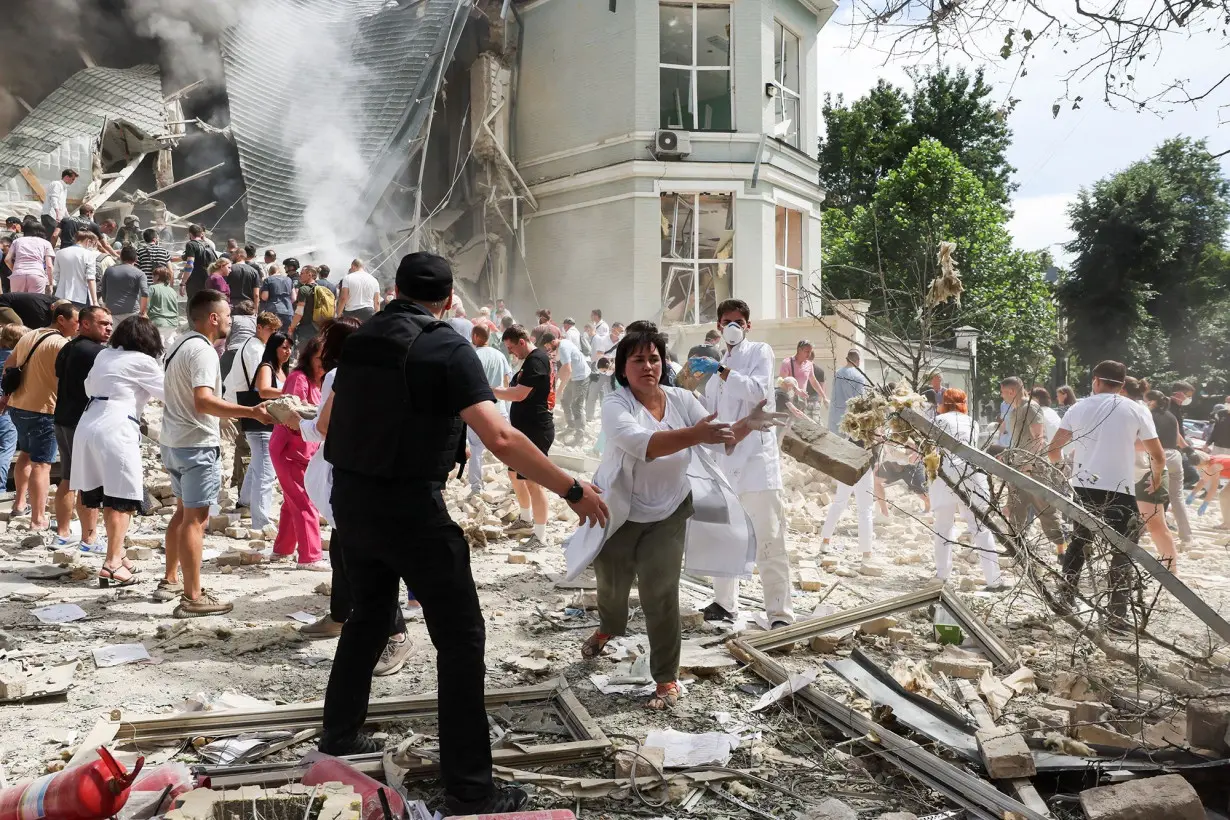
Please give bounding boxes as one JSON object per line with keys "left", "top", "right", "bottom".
{"left": 858, "top": 616, "right": 899, "bottom": 636}
{"left": 314, "top": 581, "right": 332, "bottom": 596}
{"left": 125, "top": 546, "right": 155, "bottom": 561}
{"left": 1074, "top": 723, "right": 1138, "bottom": 750}
{"left": 1185, "top": 695, "right": 1230, "bottom": 754}
{"left": 1078, "top": 773, "right": 1203, "bottom": 820}
{"left": 615, "top": 745, "right": 664, "bottom": 777}
{"left": 809, "top": 628, "right": 855, "bottom": 654}
{"left": 797, "top": 796, "right": 859, "bottom": 820}
{"left": 507, "top": 552, "right": 527, "bottom": 564}
{"left": 876, "top": 814, "right": 919, "bottom": 820}
{"left": 974, "top": 726, "right": 1036, "bottom": 779}
{"left": 780, "top": 416, "right": 874, "bottom": 486}
{"left": 505, "top": 655, "right": 552, "bottom": 674}
{"left": 930, "top": 645, "right": 993, "bottom": 680}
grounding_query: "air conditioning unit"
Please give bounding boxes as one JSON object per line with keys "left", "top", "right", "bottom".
{"left": 652, "top": 129, "right": 692, "bottom": 160}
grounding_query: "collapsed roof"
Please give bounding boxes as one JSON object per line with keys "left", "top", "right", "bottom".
{"left": 0, "top": 65, "right": 170, "bottom": 214}
{"left": 220, "top": 0, "right": 471, "bottom": 247}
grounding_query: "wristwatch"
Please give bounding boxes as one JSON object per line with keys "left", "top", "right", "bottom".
{"left": 563, "top": 479, "right": 584, "bottom": 503}
{"left": 718, "top": 365, "right": 728, "bottom": 376}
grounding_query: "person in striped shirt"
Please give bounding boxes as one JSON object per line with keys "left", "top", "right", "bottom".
{"left": 136, "top": 229, "right": 173, "bottom": 286}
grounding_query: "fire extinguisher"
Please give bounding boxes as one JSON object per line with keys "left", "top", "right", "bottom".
{"left": 0, "top": 747, "right": 144, "bottom": 820}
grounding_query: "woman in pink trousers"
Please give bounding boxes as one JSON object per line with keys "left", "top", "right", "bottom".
{"left": 269, "top": 337, "right": 327, "bottom": 570}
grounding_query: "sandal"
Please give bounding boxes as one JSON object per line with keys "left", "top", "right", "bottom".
{"left": 121, "top": 558, "right": 141, "bottom": 574}
{"left": 98, "top": 564, "right": 138, "bottom": 589}
{"left": 646, "top": 681, "right": 681, "bottom": 710}
{"left": 11, "top": 506, "right": 30, "bottom": 518}
{"left": 581, "top": 631, "right": 613, "bottom": 660}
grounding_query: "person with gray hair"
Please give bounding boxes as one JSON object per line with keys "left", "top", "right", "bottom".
{"left": 819, "top": 349, "right": 876, "bottom": 559}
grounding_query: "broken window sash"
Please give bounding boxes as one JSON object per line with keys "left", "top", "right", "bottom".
{"left": 659, "top": 2, "right": 732, "bottom": 131}
{"left": 775, "top": 205, "right": 804, "bottom": 318}
{"left": 660, "top": 192, "right": 734, "bottom": 324}
{"left": 772, "top": 21, "right": 802, "bottom": 147}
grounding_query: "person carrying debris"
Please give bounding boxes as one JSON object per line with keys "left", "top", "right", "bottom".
{"left": 318, "top": 252, "right": 606, "bottom": 815}
{"left": 565, "top": 321, "right": 770, "bottom": 709}
{"left": 930, "top": 388, "right": 1005, "bottom": 591}
{"left": 1047, "top": 360, "right": 1163, "bottom": 635}
{"left": 690, "top": 299, "right": 795, "bottom": 628}
{"left": 818, "top": 349, "right": 877, "bottom": 561}
{"left": 495, "top": 326, "right": 557, "bottom": 550}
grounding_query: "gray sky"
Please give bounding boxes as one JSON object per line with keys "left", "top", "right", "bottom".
{"left": 816, "top": 5, "right": 1230, "bottom": 264}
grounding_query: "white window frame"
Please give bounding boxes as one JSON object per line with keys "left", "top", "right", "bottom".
{"left": 771, "top": 19, "right": 802, "bottom": 148}
{"left": 659, "top": 1, "right": 734, "bottom": 132}
{"left": 661, "top": 191, "right": 735, "bottom": 324}
{"left": 775, "top": 204, "right": 804, "bottom": 319}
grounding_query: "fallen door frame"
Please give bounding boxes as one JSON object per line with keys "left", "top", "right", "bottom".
{"left": 743, "top": 584, "right": 944, "bottom": 651}
{"left": 114, "top": 678, "right": 609, "bottom": 783}
{"left": 728, "top": 638, "right": 1049, "bottom": 820}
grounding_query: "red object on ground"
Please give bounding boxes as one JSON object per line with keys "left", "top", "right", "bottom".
{"left": 0, "top": 747, "right": 142, "bottom": 820}
{"left": 301, "top": 753, "right": 406, "bottom": 820}
{"left": 451, "top": 812, "right": 577, "bottom": 820}
{"left": 130, "top": 763, "right": 194, "bottom": 798}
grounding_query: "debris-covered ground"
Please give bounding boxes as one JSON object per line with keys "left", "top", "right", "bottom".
{"left": 2, "top": 408, "right": 1230, "bottom": 819}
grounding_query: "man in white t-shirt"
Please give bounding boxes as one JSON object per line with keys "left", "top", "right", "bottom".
{"left": 159, "top": 290, "right": 272, "bottom": 618}
{"left": 1047, "top": 359, "right": 1163, "bottom": 634}
{"left": 336, "top": 258, "right": 381, "bottom": 321}
{"left": 545, "top": 333, "right": 590, "bottom": 433}
{"left": 586, "top": 322, "right": 622, "bottom": 419}
{"left": 52, "top": 231, "right": 99, "bottom": 306}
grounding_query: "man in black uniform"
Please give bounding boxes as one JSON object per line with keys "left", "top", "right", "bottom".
{"left": 321, "top": 252, "right": 608, "bottom": 815}
{"left": 0, "top": 292, "right": 58, "bottom": 329}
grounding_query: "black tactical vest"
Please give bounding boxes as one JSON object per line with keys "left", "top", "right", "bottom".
{"left": 325, "top": 306, "right": 466, "bottom": 482}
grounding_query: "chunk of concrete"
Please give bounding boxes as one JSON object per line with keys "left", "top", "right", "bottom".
{"left": 857, "top": 562, "right": 886, "bottom": 577}
{"left": 1040, "top": 695, "right": 1082, "bottom": 719}
{"left": 616, "top": 745, "right": 664, "bottom": 778}
{"left": 886, "top": 627, "right": 913, "bottom": 643}
{"left": 780, "top": 416, "right": 874, "bottom": 486}
{"left": 1075, "top": 701, "right": 1111, "bottom": 725}
{"left": 0, "top": 662, "right": 28, "bottom": 700}
{"left": 797, "top": 568, "right": 825, "bottom": 591}
{"left": 858, "top": 616, "right": 898, "bottom": 636}
{"left": 507, "top": 552, "right": 527, "bottom": 564}
{"left": 809, "top": 628, "right": 855, "bottom": 654}
{"left": 1078, "top": 773, "right": 1202, "bottom": 820}
{"left": 931, "top": 647, "right": 993, "bottom": 680}
{"left": 1075, "top": 724, "right": 1138, "bottom": 750}
{"left": 975, "top": 726, "right": 1036, "bottom": 779}
{"left": 125, "top": 546, "right": 155, "bottom": 561}
{"left": 799, "top": 797, "right": 858, "bottom": 820}
{"left": 680, "top": 610, "right": 704, "bottom": 630}
{"left": 1186, "top": 695, "right": 1230, "bottom": 755}
{"left": 1028, "top": 707, "right": 1070, "bottom": 730}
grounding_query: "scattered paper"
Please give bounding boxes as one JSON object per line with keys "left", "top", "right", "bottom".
{"left": 750, "top": 668, "right": 819, "bottom": 712}
{"left": 644, "top": 728, "right": 740, "bottom": 768}
{"left": 92, "top": 643, "right": 151, "bottom": 668}
{"left": 31, "top": 603, "right": 88, "bottom": 624}
{"left": 286, "top": 611, "right": 317, "bottom": 625}
{"left": 589, "top": 674, "right": 655, "bottom": 696}
{"left": 197, "top": 732, "right": 293, "bottom": 764}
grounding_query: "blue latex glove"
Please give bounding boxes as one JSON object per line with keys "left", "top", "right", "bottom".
{"left": 1187, "top": 492, "right": 1197, "bottom": 505}
{"left": 1199, "top": 500, "right": 1210, "bottom": 516}
{"left": 688, "top": 356, "right": 721, "bottom": 375}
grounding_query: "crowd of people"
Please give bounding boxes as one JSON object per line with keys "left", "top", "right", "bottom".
{"left": 2, "top": 191, "right": 1225, "bottom": 812}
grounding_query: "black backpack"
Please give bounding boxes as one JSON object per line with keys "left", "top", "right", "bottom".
{"left": 188, "top": 240, "right": 218, "bottom": 273}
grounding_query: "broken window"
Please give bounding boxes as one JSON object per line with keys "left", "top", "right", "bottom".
{"left": 772, "top": 21, "right": 801, "bottom": 147}
{"left": 661, "top": 192, "right": 733, "bottom": 324}
{"left": 776, "top": 205, "right": 804, "bottom": 318}
{"left": 659, "top": 2, "right": 733, "bottom": 131}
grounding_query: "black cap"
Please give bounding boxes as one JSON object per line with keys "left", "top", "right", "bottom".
{"left": 4, "top": 217, "right": 20, "bottom": 226}
{"left": 396, "top": 252, "right": 453, "bottom": 302}
{"left": 283, "top": 257, "right": 300, "bottom": 270}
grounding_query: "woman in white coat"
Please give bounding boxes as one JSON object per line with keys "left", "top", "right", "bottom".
{"left": 71, "top": 317, "right": 165, "bottom": 588}
{"left": 567, "top": 325, "right": 781, "bottom": 709}
{"left": 930, "top": 388, "right": 1005, "bottom": 591}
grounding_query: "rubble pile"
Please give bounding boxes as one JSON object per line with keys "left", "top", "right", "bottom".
{"left": 0, "top": 407, "right": 1228, "bottom": 820}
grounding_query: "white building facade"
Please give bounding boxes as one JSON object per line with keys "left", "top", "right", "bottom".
{"left": 511, "top": 0, "right": 835, "bottom": 326}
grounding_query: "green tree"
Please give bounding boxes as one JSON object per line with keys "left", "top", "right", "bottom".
{"left": 823, "top": 139, "right": 1056, "bottom": 396}
{"left": 818, "top": 66, "right": 1016, "bottom": 214}
{"left": 1060, "top": 137, "right": 1230, "bottom": 381}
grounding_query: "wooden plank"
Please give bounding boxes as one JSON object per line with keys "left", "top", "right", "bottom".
{"left": 18, "top": 169, "right": 45, "bottom": 202}
{"left": 743, "top": 582, "right": 943, "bottom": 650}
{"left": 955, "top": 680, "right": 1052, "bottom": 818}
{"left": 901, "top": 407, "right": 1230, "bottom": 643}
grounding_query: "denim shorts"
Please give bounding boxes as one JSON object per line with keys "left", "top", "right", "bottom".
{"left": 10, "top": 409, "right": 57, "bottom": 464}
{"left": 160, "top": 445, "right": 221, "bottom": 509}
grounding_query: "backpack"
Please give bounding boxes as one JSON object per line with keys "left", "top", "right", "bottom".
{"left": 311, "top": 285, "right": 336, "bottom": 324}
{"left": 188, "top": 239, "right": 218, "bottom": 273}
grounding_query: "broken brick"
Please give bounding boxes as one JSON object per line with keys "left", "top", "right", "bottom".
{"left": 797, "top": 568, "right": 824, "bottom": 591}
{"left": 974, "top": 726, "right": 1036, "bottom": 779}
{"left": 857, "top": 616, "right": 898, "bottom": 636}
{"left": 615, "top": 745, "right": 664, "bottom": 778}
{"left": 1079, "top": 773, "right": 1202, "bottom": 820}
{"left": 507, "top": 552, "right": 527, "bottom": 564}
{"left": 930, "top": 647, "right": 993, "bottom": 680}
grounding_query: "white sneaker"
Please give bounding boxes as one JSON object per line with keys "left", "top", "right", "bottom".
{"left": 374, "top": 633, "right": 413, "bottom": 676}
{"left": 298, "top": 560, "right": 332, "bottom": 572}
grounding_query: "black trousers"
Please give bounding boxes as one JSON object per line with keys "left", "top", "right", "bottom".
{"left": 327, "top": 526, "right": 406, "bottom": 635}
{"left": 1060, "top": 487, "right": 1142, "bottom": 622}
{"left": 322, "top": 473, "right": 492, "bottom": 802}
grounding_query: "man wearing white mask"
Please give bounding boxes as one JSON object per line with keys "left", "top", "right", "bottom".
{"left": 819, "top": 349, "right": 876, "bottom": 561}
{"left": 690, "top": 299, "right": 793, "bottom": 628}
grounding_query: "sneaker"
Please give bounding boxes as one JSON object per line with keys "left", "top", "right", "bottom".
{"left": 702, "top": 602, "right": 735, "bottom": 622}
{"left": 770, "top": 619, "right": 792, "bottom": 629}
{"left": 297, "top": 560, "right": 332, "bottom": 572}
{"left": 152, "top": 580, "right": 183, "bottom": 602}
{"left": 505, "top": 518, "right": 533, "bottom": 535}
{"left": 173, "top": 590, "right": 234, "bottom": 618}
{"left": 373, "top": 633, "right": 413, "bottom": 676}
{"left": 319, "top": 732, "right": 383, "bottom": 756}
{"left": 269, "top": 553, "right": 294, "bottom": 563}
{"left": 53, "top": 535, "right": 79, "bottom": 548}
{"left": 520, "top": 534, "right": 548, "bottom": 551}
{"left": 443, "top": 786, "right": 528, "bottom": 817}
{"left": 300, "top": 614, "right": 344, "bottom": 638}
{"left": 79, "top": 539, "right": 108, "bottom": 555}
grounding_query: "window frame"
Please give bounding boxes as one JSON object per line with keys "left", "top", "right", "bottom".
{"left": 775, "top": 204, "right": 804, "bottom": 319}
{"left": 770, "top": 19, "right": 802, "bottom": 148}
{"left": 659, "top": 1, "right": 735, "bottom": 132}
{"left": 660, "top": 190, "right": 735, "bottom": 325}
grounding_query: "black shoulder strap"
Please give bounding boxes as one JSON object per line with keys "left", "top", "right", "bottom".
{"left": 20, "top": 330, "right": 60, "bottom": 369}
{"left": 241, "top": 338, "right": 257, "bottom": 389}
{"left": 165, "top": 334, "right": 210, "bottom": 370}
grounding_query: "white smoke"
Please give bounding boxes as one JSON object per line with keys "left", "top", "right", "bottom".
{"left": 123, "top": 0, "right": 247, "bottom": 88}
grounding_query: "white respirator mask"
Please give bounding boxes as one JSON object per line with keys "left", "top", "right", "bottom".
{"left": 722, "top": 323, "right": 746, "bottom": 346}
{"left": 1181, "top": 394, "right": 1193, "bottom": 406}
